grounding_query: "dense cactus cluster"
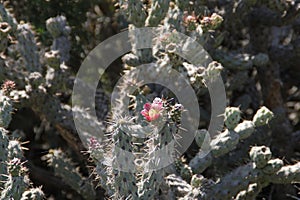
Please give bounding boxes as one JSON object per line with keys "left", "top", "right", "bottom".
{"left": 0, "top": 86, "right": 45, "bottom": 199}
{"left": 0, "top": 0, "right": 299, "bottom": 199}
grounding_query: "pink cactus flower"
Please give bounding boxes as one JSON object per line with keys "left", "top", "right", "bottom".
{"left": 141, "top": 98, "right": 164, "bottom": 122}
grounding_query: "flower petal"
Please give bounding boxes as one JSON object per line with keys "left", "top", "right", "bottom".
{"left": 145, "top": 115, "right": 152, "bottom": 121}
{"left": 141, "top": 110, "right": 149, "bottom": 117}
{"left": 143, "top": 103, "right": 151, "bottom": 111}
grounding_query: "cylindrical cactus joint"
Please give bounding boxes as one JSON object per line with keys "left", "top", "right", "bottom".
{"left": 224, "top": 107, "right": 241, "bottom": 130}
{"left": 44, "top": 50, "right": 61, "bottom": 69}
{"left": 8, "top": 140, "right": 24, "bottom": 159}
{"left": 194, "top": 129, "right": 210, "bottom": 148}
{"left": 210, "top": 129, "right": 239, "bottom": 157}
{"left": 46, "top": 16, "right": 71, "bottom": 38}
{"left": 7, "top": 158, "right": 25, "bottom": 176}
{"left": 262, "top": 158, "right": 283, "bottom": 175}
{"left": 249, "top": 146, "right": 272, "bottom": 169}
{"left": 0, "top": 127, "right": 9, "bottom": 187}
{"left": 0, "top": 93, "right": 13, "bottom": 128}
{"left": 200, "top": 61, "right": 223, "bottom": 85}
{"left": 252, "top": 106, "right": 274, "bottom": 127}
{"left": 234, "top": 120, "right": 255, "bottom": 140}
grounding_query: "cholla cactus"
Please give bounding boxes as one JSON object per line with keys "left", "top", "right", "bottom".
{"left": 0, "top": 127, "right": 9, "bottom": 188}
{"left": 46, "top": 15, "right": 71, "bottom": 62}
{"left": 224, "top": 107, "right": 241, "bottom": 130}
{"left": 88, "top": 95, "right": 184, "bottom": 199}
{"left": 249, "top": 146, "right": 272, "bottom": 168}
{"left": 0, "top": 82, "right": 45, "bottom": 199}
{"left": 1, "top": 158, "right": 30, "bottom": 200}
{"left": 253, "top": 106, "right": 274, "bottom": 126}
{"left": 0, "top": 0, "right": 299, "bottom": 199}
{"left": 167, "top": 145, "right": 299, "bottom": 200}
{"left": 17, "top": 23, "right": 40, "bottom": 72}
{"left": 190, "top": 106, "right": 274, "bottom": 174}
{"left": 45, "top": 149, "right": 96, "bottom": 199}
{"left": 0, "top": 92, "right": 13, "bottom": 128}
{"left": 234, "top": 120, "right": 255, "bottom": 140}
{"left": 145, "top": 0, "right": 170, "bottom": 27}
{"left": 46, "top": 16, "right": 71, "bottom": 38}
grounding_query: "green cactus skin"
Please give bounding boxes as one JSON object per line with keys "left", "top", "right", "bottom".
{"left": 145, "top": 0, "right": 170, "bottom": 27}
{"left": 270, "top": 162, "right": 300, "bottom": 184}
{"left": 17, "top": 24, "right": 40, "bottom": 72}
{"left": 249, "top": 146, "right": 272, "bottom": 169}
{"left": 1, "top": 175, "right": 30, "bottom": 199}
{"left": 0, "top": 93, "right": 13, "bottom": 128}
{"left": 110, "top": 123, "right": 139, "bottom": 199}
{"left": 211, "top": 129, "right": 240, "bottom": 157}
{"left": 44, "top": 50, "right": 60, "bottom": 69}
{"left": 128, "top": 24, "right": 153, "bottom": 64}
{"left": 46, "top": 16, "right": 71, "bottom": 63}
{"left": 0, "top": 1, "right": 297, "bottom": 199}
{"left": 46, "top": 16, "right": 71, "bottom": 62}
{"left": 0, "top": 127, "right": 9, "bottom": 188}
{"left": 8, "top": 140, "right": 24, "bottom": 160}
{"left": 1, "top": 158, "right": 29, "bottom": 200}
{"left": 204, "top": 146, "right": 299, "bottom": 200}
{"left": 224, "top": 107, "right": 241, "bottom": 130}
{"left": 164, "top": 4, "right": 184, "bottom": 32}
{"left": 119, "top": 0, "right": 147, "bottom": 27}
{"left": 182, "top": 146, "right": 299, "bottom": 200}
{"left": 139, "top": 122, "right": 176, "bottom": 200}
{"left": 198, "top": 61, "right": 224, "bottom": 86}
{"left": 46, "top": 16, "right": 70, "bottom": 38}
{"left": 45, "top": 149, "right": 96, "bottom": 200}
{"left": 262, "top": 158, "right": 284, "bottom": 175}
{"left": 189, "top": 152, "right": 213, "bottom": 174}
{"left": 89, "top": 137, "right": 115, "bottom": 196}
{"left": 194, "top": 129, "right": 210, "bottom": 148}
{"left": 138, "top": 170, "right": 164, "bottom": 200}
{"left": 145, "top": 101, "right": 183, "bottom": 199}
{"left": 90, "top": 92, "right": 182, "bottom": 199}
{"left": 0, "top": 90, "right": 45, "bottom": 199}
{"left": 234, "top": 120, "right": 255, "bottom": 140}
{"left": 189, "top": 106, "right": 274, "bottom": 174}
{"left": 252, "top": 106, "right": 274, "bottom": 127}
{"left": 44, "top": 49, "right": 71, "bottom": 94}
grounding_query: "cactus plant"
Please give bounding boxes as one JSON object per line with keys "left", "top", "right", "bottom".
{"left": 0, "top": 85, "right": 44, "bottom": 199}
{"left": 0, "top": 0, "right": 299, "bottom": 199}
